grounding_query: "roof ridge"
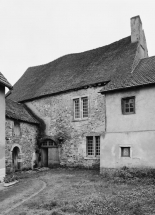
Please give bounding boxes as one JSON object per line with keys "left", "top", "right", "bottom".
{"left": 25, "top": 36, "right": 131, "bottom": 69}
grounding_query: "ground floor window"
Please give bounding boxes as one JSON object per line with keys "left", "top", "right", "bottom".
{"left": 121, "top": 147, "right": 130, "bottom": 157}
{"left": 86, "top": 136, "right": 100, "bottom": 157}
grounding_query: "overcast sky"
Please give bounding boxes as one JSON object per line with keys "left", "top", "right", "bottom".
{"left": 1, "top": 0, "right": 155, "bottom": 87}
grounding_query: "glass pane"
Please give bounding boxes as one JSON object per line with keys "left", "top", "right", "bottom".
{"left": 125, "top": 104, "right": 129, "bottom": 108}
{"left": 95, "top": 136, "right": 100, "bottom": 156}
{"left": 82, "top": 97, "right": 88, "bottom": 118}
{"left": 126, "top": 108, "right": 129, "bottom": 112}
{"left": 121, "top": 147, "right": 130, "bottom": 157}
{"left": 74, "top": 99, "right": 80, "bottom": 118}
{"left": 130, "top": 103, "right": 134, "bottom": 108}
{"left": 87, "top": 137, "right": 94, "bottom": 155}
{"left": 130, "top": 108, "right": 134, "bottom": 112}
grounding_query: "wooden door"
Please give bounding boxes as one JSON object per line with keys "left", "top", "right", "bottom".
{"left": 48, "top": 148, "right": 59, "bottom": 167}
{"left": 41, "top": 148, "right": 48, "bottom": 167}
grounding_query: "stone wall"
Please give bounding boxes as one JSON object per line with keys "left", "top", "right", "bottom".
{"left": 26, "top": 86, "right": 105, "bottom": 168}
{"left": 5, "top": 118, "right": 38, "bottom": 172}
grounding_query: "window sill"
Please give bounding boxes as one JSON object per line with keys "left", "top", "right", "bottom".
{"left": 73, "top": 118, "right": 88, "bottom": 122}
{"left": 84, "top": 157, "right": 100, "bottom": 160}
{"left": 120, "top": 157, "right": 131, "bottom": 159}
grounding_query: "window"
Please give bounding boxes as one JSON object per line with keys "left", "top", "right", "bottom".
{"left": 122, "top": 97, "right": 135, "bottom": 114}
{"left": 74, "top": 98, "right": 80, "bottom": 119}
{"left": 82, "top": 97, "right": 88, "bottom": 118}
{"left": 121, "top": 147, "right": 130, "bottom": 157}
{"left": 73, "top": 96, "right": 89, "bottom": 120}
{"left": 13, "top": 121, "right": 21, "bottom": 136}
{"left": 86, "top": 136, "right": 100, "bottom": 157}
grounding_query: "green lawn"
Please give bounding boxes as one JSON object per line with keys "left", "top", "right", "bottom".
{"left": 2, "top": 168, "right": 155, "bottom": 215}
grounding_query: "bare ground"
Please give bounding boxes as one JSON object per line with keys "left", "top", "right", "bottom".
{"left": 1, "top": 168, "right": 155, "bottom": 215}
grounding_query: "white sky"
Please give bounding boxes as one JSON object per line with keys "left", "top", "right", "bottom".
{"left": 1, "top": 0, "right": 155, "bottom": 87}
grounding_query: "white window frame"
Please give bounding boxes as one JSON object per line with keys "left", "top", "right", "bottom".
{"left": 86, "top": 136, "right": 100, "bottom": 158}
{"left": 73, "top": 96, "right": 89, "bottom": 120}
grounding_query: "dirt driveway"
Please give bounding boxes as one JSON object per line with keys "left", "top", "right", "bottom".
{"left": 1, "top": 168, "right": 155, "bottom": 215}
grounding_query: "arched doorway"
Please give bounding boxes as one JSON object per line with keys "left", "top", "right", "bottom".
{"left": 12, "top": 146, "right": 20, "bottom": 170}
{"left": 39, "top": 136, "right": 60, "bottom": 168}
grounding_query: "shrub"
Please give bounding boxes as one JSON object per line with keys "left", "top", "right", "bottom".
{"left": 4, "top": 174, "right": 18, "bottom": 183}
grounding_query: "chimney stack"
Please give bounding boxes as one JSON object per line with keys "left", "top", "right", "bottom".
{"left": 130, "top": 15, "right": 142, "bottom": 43}
{"left": 130, "top": 15, "right": 148, "bottom": 58}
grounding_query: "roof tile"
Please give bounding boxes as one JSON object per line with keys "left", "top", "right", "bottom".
{"left": 6, "top": 99, "right": 39, "bottom": 124}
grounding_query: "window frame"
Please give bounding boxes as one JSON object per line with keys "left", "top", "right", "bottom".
{"left": 73, "top": 96, "right": 89, "bottom": 120}
{"left": 119, "top": 145, "right": 132, "bottom": 158}
{"left": 121, "top": 147, "right": 130, "bottom": 157}
{"left": 121, "top": 96, "right": 135, "bottom": 115}
{"left": 86, "top": 136, "right": 100, "bottom": 158}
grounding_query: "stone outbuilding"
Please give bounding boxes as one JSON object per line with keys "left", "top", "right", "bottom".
{"left": 6, "top": 16, "right": 149, "bottom": 170}
{"left": 5, "top": 99, "right": 39, "bottom": 172}
{"left": 0, "top": 72, "right": 12, "bottom": 181}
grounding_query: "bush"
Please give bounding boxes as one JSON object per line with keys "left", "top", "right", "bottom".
{"left": 4, "top": 174, "right": 18, "bottom": 183}
{"left": 102, "top": 167, "right": 155, "bottom": 181}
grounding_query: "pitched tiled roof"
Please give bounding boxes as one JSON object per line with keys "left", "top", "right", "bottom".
{"left": 100, "top": 56, "right": 155, "bottom": 93}
{"left": 0, "top": 72, "right": 12, "bottom": 89}
{"left": 8, "top": 36, "right": 138, "bottom": 102}
{"left": 6, "top": 99, "right": 39, "bottom": 124}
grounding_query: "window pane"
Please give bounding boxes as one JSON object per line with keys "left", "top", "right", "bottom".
{"left": 121, "top": 147, "right": 130, "bottom": 157}
{"left": 130, "top": 103, "right": 134, "bottom": 108}
{"left": 125, "top": 104, "right": 129, "bottom": 108}
{"left": 95, "top": 136, "right": 100, "bottom": 156}
{"left": 74, "top": 99, "right": 80, "bottom": 118}
{"left": 82, "top": 97, "right": 88, "bottom": 118}
{"left": 130, "top": 108, "right": 134, "bottom": 112}
{"left": 126, "top": 108, "right": 129, "bottom": 112}
{"left": 87, "top": 136, "right": 94, "bottom": 156}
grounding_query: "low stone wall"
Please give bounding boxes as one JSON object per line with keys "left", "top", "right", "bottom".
{"left": 5, "top": 118, "right": 38, "bottom": 172}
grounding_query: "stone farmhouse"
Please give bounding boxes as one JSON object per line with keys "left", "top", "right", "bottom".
{"left": 0, "top": 72, "right": 12, "bottom": 181}
{"left": 6, "top": 15, "right": 152, "bottom": 172}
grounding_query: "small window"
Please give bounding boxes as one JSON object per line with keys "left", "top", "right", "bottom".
{"left": 82, "top": 97, "right": 88, "bottom": 118}
{"left": 13, "top": 121, "right": 21, "bottom": 136}
{"left": 74, "top": 98, "right": 80, "bottom": 119}
{"left": 122, "top": 97, "right": 135, "bottom": 115}
{"left": 121, "top": 147, "right": 130, "bottom": 157}
{"left": 86, "top": 136, "right": 100, "bottom": 157}
{"left": 73, "top": 96, "right": 89, "bottom": 120}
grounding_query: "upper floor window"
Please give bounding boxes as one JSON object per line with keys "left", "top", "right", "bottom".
{"left": 73, "top": 96, "right": 88, "bottom": 120}
{"left": 122, "top": 97, "right": 135, "bottom": 115}
{"left": 86, "top": 136, "right": 100, "bottom": 157}
{"left": 13, "top": 120, "right": 21, "bottom": 136}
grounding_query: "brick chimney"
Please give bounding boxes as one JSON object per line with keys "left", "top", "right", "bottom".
{"left": 130, "top": 15, "right": 148, "bottom": 58}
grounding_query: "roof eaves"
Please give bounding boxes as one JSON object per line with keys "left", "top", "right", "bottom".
{"left": 6, "top": 114, "right": 39, "bottom": 125}
{"left": 18, "top": 80, "right": 109, "bottom": 103}
{"left": 100, "top": 80, "right": 155, "bottom": 94}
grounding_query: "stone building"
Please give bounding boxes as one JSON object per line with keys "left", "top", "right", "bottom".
{"left": 5, "top": 99, "right": 39, "bottom": 172}
{"left": 7, "top": 16, "right": 149, "bottom": 169}
{"left": 0, "top": 72, "right": 12, "bottom": 181}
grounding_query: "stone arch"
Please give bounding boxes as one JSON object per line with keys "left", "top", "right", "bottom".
{"left": 11, "top": 144, "right": 22, "bottom": 153}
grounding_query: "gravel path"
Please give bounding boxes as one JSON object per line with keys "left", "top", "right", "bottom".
{"left": 0, "top": 178, "right": 46, "bottom": 215}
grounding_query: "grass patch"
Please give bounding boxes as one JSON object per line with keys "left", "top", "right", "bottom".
{"left": 10, "top": 168, "right": 155, "bottom": 215}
